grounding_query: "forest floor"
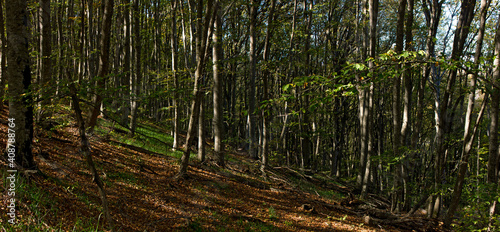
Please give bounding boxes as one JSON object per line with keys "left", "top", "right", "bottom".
{"left": 0, "top": 106, "right": 447, "bottom": 231}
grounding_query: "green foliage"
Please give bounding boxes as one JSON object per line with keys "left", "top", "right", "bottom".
{"left": 268, "top": 206, "right": 278, "bottom": 220}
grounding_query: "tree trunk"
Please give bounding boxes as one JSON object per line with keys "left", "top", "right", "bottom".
{"left": 178, "top": 0, "right": 216, "bottom": 178}
{"left": 391, "top": 0, "right": 405, "bottom": 212}
{"left": 212, "top": 6, "right": 224, "bottom": 166}
{"left": 432, "top": 0, "right": 475, "bottom": 217}
{"left": 248, "top": 0, "right": 258, "bottom": 159}
{"left": 488, "top": 12, "right": 500, "bottom": 231}
{"left": 39, "top": 0, "right": 51, "bottom": 120}
{"left": 260, "top": 0, "right": 276, "bottom": 174}
{"left": 5, "top": 0, "right": 35, "bottom": 170}
{"left": 198, "top": 98, "right": 205, "bottom": 161}
{"left": 69, "top": 83, "right": 114, "bottom": 231}
{"left": 129, "top": 0, "right": 141, "bottom": 135}
{"left": 87, "top": 0, "right": 114, "bottom": 132}
{"left": 172, "top": 0, "right": 181, "bottom": 149}
{"left": 445, "top": 95, "right": 488, "bottom": 227}
{"left": 121, "top": 0, "right": 131, "bottom": 125}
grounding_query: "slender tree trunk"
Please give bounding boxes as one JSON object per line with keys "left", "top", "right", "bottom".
{"left": 488, "top": 9, "right": 500, "bottom": 185}
{"left": 129, "top": 0, "right": 141, "bottom": 135}
{"left": 87, "top": 0, "right": 114, "bottom": 132}
{"left": 260, "top": 0, "right": 276, "bottom": 174}
{"left": 432, "top": 0, "right": 475, "bottom": 217}
{"left": 421, "top": 0, "right": 442, "bottom": 217}
{"left": 39, "top": 0, "right": 51, "bottom": 120}
{"left": 488, "top": 12, "right": 500, "bottom": 231}
{"left": 69, "top": 83, "right": 114, "bottom": 231}
{"left": 212, "top": 6, "right": 224, "bottom": 166}
{"left": 360, "top": 0, "right": 378, "bottom": 199}
{"left": 5, "top": 0, "right": 35, "bottom": 170}
{"left": 392, "top": 0, "right": 405, "bottom": 212}
{"left": 357, "top": 0, "right": 369, "bottom": 191}
{"left": 248, "top": 0, "right": 258, "bottom": 159}
{"left": 121, "top": 0, "right": 131, "bottom": 125}
{"left": 172, "top": 0, "right": 181, "bottom": 149}
{"left": 445, "top": 95, "right": 488, "bottom": 227}
{"left": 198, "top": 97, "right": 205, "bottom": 161}
{"left": 178, "top": 0, "right": 216, "bottom": 178}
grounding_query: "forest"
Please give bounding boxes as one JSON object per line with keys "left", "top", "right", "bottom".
{"left": 1, "top": 0, "right": 500, "bottom": 231}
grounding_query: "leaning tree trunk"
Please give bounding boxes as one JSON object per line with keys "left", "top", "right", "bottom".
{"left": 5, "top": 0, "right": 35, "bottom": 170}
{"left": 444, "top": 0, "right": 491, "bottom": 227}
{"left": 432, "top": 0, "right": 475, "bottom": 217}
{"left": 178, "top": 0, "right": 216, "bottom": 178}
{"left": 69, "top": 83, "right": 114, "bottom": 231}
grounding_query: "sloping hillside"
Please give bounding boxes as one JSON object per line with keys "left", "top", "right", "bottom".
{"left": 0, "top": 107, "right": 444, "bottom": 231}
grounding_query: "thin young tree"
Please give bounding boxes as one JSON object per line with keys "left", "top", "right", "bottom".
{"left": 178, "top": 0, "right": 217, "bottom": 178}
{"left": 171, "top": 0, "right": 180, "bottom": 149}
{"left": 129, "top": 0, "right": 141, "bottom": 134}
{"left": 87, "top": 0, "right": 114, "bottom": 132}
{"left": 213, "top": 5, "right": 224, "bottom": 166}
{"left": 39, "top": 0, "right": 51, "bottom": 121}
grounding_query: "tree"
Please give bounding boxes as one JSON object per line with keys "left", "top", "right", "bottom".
{"left": 178, "top": 0, "right": 216, "bottom": 178}
{"left": 444, "top": 0, "right": 491, "bottom": 226}
{"left": 87, "top": 0, "right": 114, "bottom": 132}
{"left": 39, "top": 0, "right": 51, "bottom": 121}
{"left": 247, "top": 0, "right": 258, "bottom": 159}
{"left": 129, "top": 0, "right": 141, "bottom": 134}
{"left": 213, "top": 5, "right": 224, "bottom": 166}
{"left": 487, "top": 11, "right": 500, "bottom": 231}
{"left": 260, "top": 0, "right": 276, "bottom": 174}
{"left": 171, "top": 0, "right": 180, "bottom": 150}
{"left": 5, "top": 0, "right": 35, "bottom": 170}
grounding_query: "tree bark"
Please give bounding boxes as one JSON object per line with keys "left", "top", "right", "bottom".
{"left": 5, "top": 0, "right": 35, "bottom": 170}
{"left": 172, "top": 0, "right": 181, "bottom": 149}
{"left": 213, "top": 6, "right": 224, "bottom": 166}
{"left": 39, "top": 0, "right": 52, "bottom": 120}
{"left": 432, "top": 0, "right": 475, "bottom": 217}
{"left": 488, "top": 12, "right": 500, "bottom": 231}
{"left": 260, "top": 0, "right": 276, "bottom": 174}
{"left": 178, "top": 0, "right": 216, "bottom": 178}
{"left": 69, "top": 83, "right": 114, "bottom": 231}
{"left": 129, "top": 0, "right": 141, "bottom": 135}
{"left": 87, "top": 0, "right": 114, "bottom": 132}
{"left": 248, "top": 0, "right": 258, "bottom": 159}
{"left": 121, "top": 0, "right": 131, "bottom": 125}
{"left": 392, "top": 0, "right": 405, "bottom": 212}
